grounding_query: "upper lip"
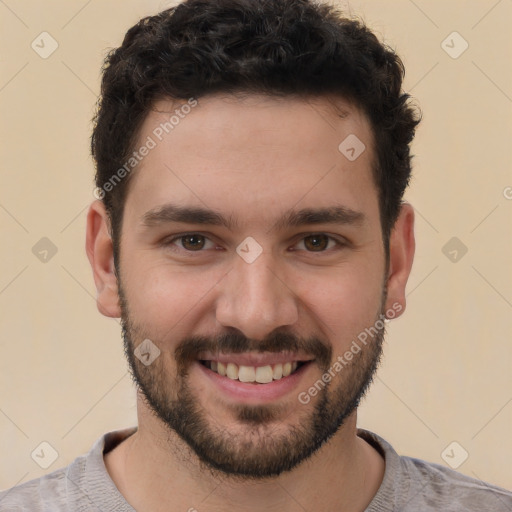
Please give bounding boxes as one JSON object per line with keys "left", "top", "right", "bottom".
{"left": 197, "top": 351, "right": 314, "bottom": 367}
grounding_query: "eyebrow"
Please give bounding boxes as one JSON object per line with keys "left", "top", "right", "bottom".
{"left": 140, "top": 203, "right": 365, "bottom": 231}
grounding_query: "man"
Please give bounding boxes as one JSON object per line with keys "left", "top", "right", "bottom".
{"left": 1, "top": 0, "right": 511, "bottom": 510}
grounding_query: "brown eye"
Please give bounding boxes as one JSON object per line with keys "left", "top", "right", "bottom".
{"left": 303, "top": 234, "right": 330, "bottom": 251}
{"left": 181, "top": 234, "right": 206, "bottom": 250}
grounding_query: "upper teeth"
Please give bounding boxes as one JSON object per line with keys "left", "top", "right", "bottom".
{"left": 207, "top": 361, "right": 299, "bottom": 383}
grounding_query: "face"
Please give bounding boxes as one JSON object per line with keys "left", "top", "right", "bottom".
{"left": 100, "top": 95, "right": 407, "bottom": 478}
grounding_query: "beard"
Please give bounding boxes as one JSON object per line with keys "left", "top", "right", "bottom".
{"left": 119, "top": 282, "right": 386, "bottom": 480}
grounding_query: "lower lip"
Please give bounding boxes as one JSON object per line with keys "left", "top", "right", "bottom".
{"left": 195, "top": 361, "right": 313, "bottom": 403}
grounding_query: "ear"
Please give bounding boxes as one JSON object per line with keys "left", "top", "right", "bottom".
{"left": 85, "top": 200, "right": 121, "bottom": 318}
{"left": 384, "top": 202, "right": 415, "bottom": 318}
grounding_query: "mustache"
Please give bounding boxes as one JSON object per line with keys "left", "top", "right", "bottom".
{"left": 174, "top": 330, "right": 332, "bottom": 371}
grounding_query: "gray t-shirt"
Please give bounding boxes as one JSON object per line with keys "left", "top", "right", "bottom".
{"left": 1, "top": 427, "right": 511, "bottom": 511}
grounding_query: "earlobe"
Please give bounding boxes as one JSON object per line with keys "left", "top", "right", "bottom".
{"left": 85, "top": 200, "right": 122, "bottom": 318}
{"left": 384, "top": 203, "right": 415, "bottom": 318}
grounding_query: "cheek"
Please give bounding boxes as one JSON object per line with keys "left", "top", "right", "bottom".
{"left": 122, "top": 257, "right": 226, "bottom": 335}
{"left": 295, "top": 264, "right": 384, "bottom": 342}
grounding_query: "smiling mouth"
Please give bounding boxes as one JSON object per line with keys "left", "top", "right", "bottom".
{"left": 199, "top": 360, "right": 309, "bottom": 383}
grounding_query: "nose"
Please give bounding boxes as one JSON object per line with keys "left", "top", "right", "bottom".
{"left": 215, "top": 253, "right": 299, "bottom": 341}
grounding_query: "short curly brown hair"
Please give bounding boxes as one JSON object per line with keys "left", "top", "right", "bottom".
{"left": 91, "top": 0, "right": 420, "bottom": 260}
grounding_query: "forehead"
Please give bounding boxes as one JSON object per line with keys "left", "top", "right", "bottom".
{"left": 124, "top": 94, "right": 378, "bottom": 228}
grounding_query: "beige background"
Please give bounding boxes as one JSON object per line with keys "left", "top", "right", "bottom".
{"left": 1, "top": 0, "right": 511, "bottom": 492}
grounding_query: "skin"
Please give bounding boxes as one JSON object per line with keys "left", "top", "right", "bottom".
{"left": 86, "top": 94, "right": 415, "bottom": 511}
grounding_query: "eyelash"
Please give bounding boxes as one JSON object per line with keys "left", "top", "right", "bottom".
{"left": 162, "top": 232, "right": 347, "bottom": 254}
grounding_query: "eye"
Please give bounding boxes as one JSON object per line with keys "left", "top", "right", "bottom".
{"left": 165, "top": 233, "right": 216, "bottom": 252}
{"left": 294, "top": 234, "right": 341, "bottom": 252}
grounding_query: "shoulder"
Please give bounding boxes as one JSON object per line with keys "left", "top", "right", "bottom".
{"left": 358, "top": 429, "right": 512, "bottom": 512}
{"left": 0, "top": 428, "right": 136, "bottom": 512}
{"left": 0, "top": 463, "right": 77, "bottom": 512}
{"left": 401, "top": 455, "right": 512, "bottom": 510}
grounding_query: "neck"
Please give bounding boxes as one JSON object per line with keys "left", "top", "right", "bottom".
{"left": 104, "top": 398, "right": 385, "bottom": 512}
